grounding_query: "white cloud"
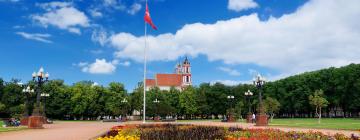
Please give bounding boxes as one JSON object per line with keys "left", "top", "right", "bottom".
{"left": 210, "top": 80, "right": 248, "bottom": 86}
{"left": 91, "top": 29, "right": 108, "bottom": 46}
{"left": 92, "top": 82, "right": 99, "bottom": 87}
{"left": 32, "top": 2, "right": 89, "bottom": 35}
{"left": 13, "top": 25, "right": 24, "bottom": 29}
{"left": 91, "top": 0, "right": 141, "bottom": 16}
{"left": 79, "top": 59, "right": 117, "bottom": 74}
{"left": 77, "top": 62, "right": 88, "bottom": 67}
{"left": 89, "top": 9, "right": 103, "bottom": 18}
{"left": 218, "top": 67, "right": 241, "bottom": 76}
{"left": 127, "top": 3, "right": 142, "bottom": 15}
{"left": 0, "top": 0, "right": 20, "bottom": 2}
{"left": 119, "top": 61, "right": 131, "bottom": 67}
{"left": 102, "top": 0, "right": 126, "bottom": 10}
{"left": 103, "top": 0, "right": 117, "bottom": 7}
{"left": 228, "top": 0, "right": 258, "bottom": 12}
{"left": 15, "top": 32, "right": 52, "bottom": 43}
{"left": 90, "top": 49, "right": 104, "bottom": 54}
{"left": 108, "top": 0, "right": 360, "bottom": 80}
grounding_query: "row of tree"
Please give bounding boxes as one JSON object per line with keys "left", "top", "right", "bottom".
{"left": 0, "top": 63, "right": 359, "bottom": 120}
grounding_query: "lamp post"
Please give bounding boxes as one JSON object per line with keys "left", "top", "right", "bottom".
{"left": 153, "top": 98, "right": 160, "bottom": 121}
{"left": 253, "top": 74, "right": 267, "bottom": 126}
{"left": 28, "top": 67, "right": 49, "bottom": 129}
{"left": 226, "top": 95, "right": 235, "bottom": 122}
{"left": 22, "top": 86, "right": 35, "bottom": 117}
{"left": 41, "top": 93, "right": 50, "bottom": 122}
{"left": 227, "top": 95, "right": 235, "bottom": 109}
{"left": 19, "top": 84, "right": 34, "bottom": 126}
{"left": 244, "top": 90, "right": 253, "bottom": 123}
{"left": 121, "top": 98, "right": 128, "bottom": 122}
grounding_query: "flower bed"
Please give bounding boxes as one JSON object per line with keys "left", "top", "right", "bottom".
{"left": 97, "top": 124, "right": 358, "bottom": 140}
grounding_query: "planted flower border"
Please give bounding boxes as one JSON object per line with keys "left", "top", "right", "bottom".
{"left": 97, "top": 124, "right": 359, "bottom": 140}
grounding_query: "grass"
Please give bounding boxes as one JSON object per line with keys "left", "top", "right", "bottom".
{"left": 167, "top": 118, "right": 360, "bottom": 130}
{"left": 269, "top": 118, "right": 360, "bottom": 130}
{"left": 0, "top": 121, "right": 27, "bottom": 132}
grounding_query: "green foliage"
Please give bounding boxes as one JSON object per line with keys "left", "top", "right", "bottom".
{"left": 9, "top": 104, "right": 25, "bottom": 119}
{"left": 0, "top": 63, "right": 360, "bottom": 120}
{"left": 0, "top": 103, "right": 5, "bottom": 112}
{"left": 179, "top": 86, "right": 198, "bottom": 118}
{"left": 309, "top": 89, "right": 329, "bottom": 110}
{"left": 234, "top": 101, "right": 244, "bottom": 119}
{"left": 264, "top": 97, "right": 280, "bottom": 122}
{"left": 309, "top": 89, "right": 329, "bottom": 123}
{"left": 106, "top": 82, "right": 128, "bottom": 116}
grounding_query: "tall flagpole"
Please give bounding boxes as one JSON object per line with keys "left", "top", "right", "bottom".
{"left": 143, "top": 0, "right": 148, "bottom": 124}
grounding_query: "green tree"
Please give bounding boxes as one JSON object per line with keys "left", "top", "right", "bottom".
{"left": 196, "top": 84, "right": 210, "bottom": 118}
{"left": 70, "top": 81, "right": 96, "bottom": 120}
{"left": 105, "top": 82, "right": 128, "bottom": 117}
{"left": 309, "top": 89, "right": 329, "bottom": 123}
{"left": 43, "top": 80, "right": 71, "bottom": 119}
{"left": 234, "top": 101, "right": 244, "bottom": 120}
{"left": 130, "top": 83, "right": 143, "bottom": 117}
{"left": 1, "top": 79, "right": 25, "bottom": 118}
{"left": 206, "top": 83, "right": 229, "bottom": 117}
{"left": 264, "top": 97, "right": 280, "bottom": 122}
{"left": 0, "top": 102, "right": 5, "bottom": 112}
{"left": 166, "top": 87, "right": 181, "bottom": 117}
{"left": 179, "top": 86, "right": 198, "bottom": 119}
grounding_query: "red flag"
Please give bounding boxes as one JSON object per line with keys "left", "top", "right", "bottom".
{"left": 144, "top": 3, "right": 157, "bottom": 30}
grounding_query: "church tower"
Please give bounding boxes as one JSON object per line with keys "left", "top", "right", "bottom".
{"left": 182, "top": 57, "right": 192, "bottom": 86}
{"left": 174, "top": 62, "right": 182, "bottom": 74}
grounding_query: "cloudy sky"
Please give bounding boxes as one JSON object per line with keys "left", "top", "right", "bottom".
{"left": 0, "top": 0, "right": 359, "bottom": 90}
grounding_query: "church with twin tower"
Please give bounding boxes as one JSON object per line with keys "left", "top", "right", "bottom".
{"left": 145, "top": 57, "right": 192, "bottom": 91}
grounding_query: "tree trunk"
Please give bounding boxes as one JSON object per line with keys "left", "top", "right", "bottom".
{"left": 318, "top": 108, "right": 322, "bottom": 124}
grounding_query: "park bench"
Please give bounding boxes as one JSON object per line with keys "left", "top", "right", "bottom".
{"left": 102, "top": 119, "right": 120, "bottom": 122}
{"left": 161, "top": 118, "right": 176, "bottom": 122}
{"left": 1, "top": 118, "right": 20, "bottom": 127}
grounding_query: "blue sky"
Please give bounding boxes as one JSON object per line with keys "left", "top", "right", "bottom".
{"left": 0, "top": 0, "right": 359, "bottom": 91}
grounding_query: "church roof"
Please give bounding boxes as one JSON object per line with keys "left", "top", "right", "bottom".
{"left": 146, "top": 79, "right": 156, "bottom": 86}
{"left": 156, "top": 74, "right": 182, "bottom": 87}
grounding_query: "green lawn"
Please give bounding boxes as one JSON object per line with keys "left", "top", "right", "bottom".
{"left": 173, "top": 118, "right": 360, "bottom": 130}
{"left": 269, "top": 118, "right": 360, "bottom": 130}
{"left": 0, "top": 121, "right": 27, "bottom": 132}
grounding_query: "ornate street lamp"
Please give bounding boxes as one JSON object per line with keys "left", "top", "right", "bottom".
{"left": 226, "top": 95, "right": 235, "bottom": 122}
{"left": 253, "top": 74, "right": 267, "bottom": 126}
{"left": 121, "top": 98, "right": 128, "bottom": 121}
{"left": 227, "top": 95, "right": 235, "bottom": 109}
{"left": 28, "top": 67, "right": 49, "bottom": 129}
{"left": 244, "top": 90, "right": 253, "bottom": 123}
{"left": 18, "top": 83, "right": 35, "bottom": 126}
{"left": 121, "top": 98, "right": 128, "bottom": 103}
{"left": 153, "top": 98, "right": 160, "bottom": 121}
{"left": 244, "top": 90, "right": 253, "bottom": 113}
{"left": 41, "top": 93, "right": 50, "bottom": 119}
{"left": 32, "top": 67, "right": 49, "bottom": 116}
{"left": 22, "top": 85, "right": 35, "bottom": 117}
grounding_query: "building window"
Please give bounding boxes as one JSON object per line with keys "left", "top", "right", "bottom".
{"left": 186, "top": 76, "right": 189, "bottom": 83}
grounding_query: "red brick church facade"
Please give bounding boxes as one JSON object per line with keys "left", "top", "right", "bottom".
{"left": 146, "top": 57, "right": 192, "bottom": 91}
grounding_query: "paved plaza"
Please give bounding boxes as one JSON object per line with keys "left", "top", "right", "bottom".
{"left": 0, "top": 121, "right": 120, "bottom": 140}
{"left": 0, "top": 121, "right": 359, "bottom": 140}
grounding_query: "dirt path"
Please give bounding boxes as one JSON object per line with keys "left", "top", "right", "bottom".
{"left": 0, "top": 121, "right": 120, "bottom": 140}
